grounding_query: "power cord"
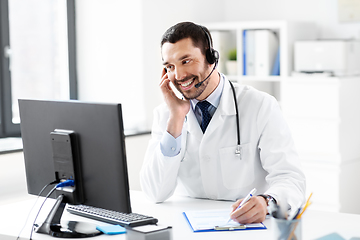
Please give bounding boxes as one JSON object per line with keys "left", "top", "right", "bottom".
{"left": 29, "top": 179, "right": 75, "bottom": 240}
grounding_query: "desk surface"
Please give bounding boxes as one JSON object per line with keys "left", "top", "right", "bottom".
{"left": 1, "top": 191, "right": 359, "bottom": 240}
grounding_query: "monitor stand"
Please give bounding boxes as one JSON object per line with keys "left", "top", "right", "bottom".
{"left": 35, "top": 195, "right": 102, "bottom": 238}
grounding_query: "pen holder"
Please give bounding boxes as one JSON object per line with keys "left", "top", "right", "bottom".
{"left": 272, "top": 218, "right": 302, "bottom": 240}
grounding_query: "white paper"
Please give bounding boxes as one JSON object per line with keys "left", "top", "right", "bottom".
{"left": 184, "top": 209, "right": 265, "bottom": 231}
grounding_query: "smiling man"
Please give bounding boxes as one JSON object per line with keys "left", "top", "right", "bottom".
{"left": 161, "top": 37, "right": 218, "bottom": 101}
{"left": 140, "top": 22, "right": 306, "bottom": 224}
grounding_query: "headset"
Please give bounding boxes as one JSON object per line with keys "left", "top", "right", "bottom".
{"left": 197, "top": 24, "right": 242, "bottom": 158}
{"left": 198, "top": 25, "right": 219, "bottom": 65}
{"left": 194, "top": 25, "right": 219, "bottom": 88}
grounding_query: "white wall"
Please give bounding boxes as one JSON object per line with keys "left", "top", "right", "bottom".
{"left": 125, "top": 134, "right": 151, "bottom": 191}
{"left": 75, "top": 0, "right": 226, "bottom": 131}
{"left": 0, "top": 152, "right": 31, "bottom": 206}
{"left": 76, "top": 0, "right": 146, "bottom": 131}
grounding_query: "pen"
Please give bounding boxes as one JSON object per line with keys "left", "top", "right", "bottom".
{"left": 227, "top": 188, "right": 257, "bottom": 223}
{"left": 287, "top": 193, "right": 313, "bottom": 240}
{"left": 296, "top": 192, "right": 313, "bottom": 220}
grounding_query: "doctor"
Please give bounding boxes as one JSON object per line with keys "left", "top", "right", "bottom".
{"left": 140, "top": 22, "right": 306, "bottom": 224}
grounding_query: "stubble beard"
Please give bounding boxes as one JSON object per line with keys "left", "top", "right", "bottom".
{"left": 174, "top": 65, "right": 210, "bottom": 100}
{"left": 178, "top": 77, "right": 207, "bottom": 100}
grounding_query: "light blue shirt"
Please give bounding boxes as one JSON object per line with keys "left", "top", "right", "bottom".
{"left": 160, "top": 73, "right": 225, "bottom": 157}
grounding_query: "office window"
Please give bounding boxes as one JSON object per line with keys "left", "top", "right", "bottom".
{"left": 0, "top": 0, "right": 76, "bottom": 137}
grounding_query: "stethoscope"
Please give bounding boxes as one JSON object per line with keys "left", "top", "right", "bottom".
{"left": 190, "top": 71, "right": 241, "bottom": 158}
{"left": 195, "top": 71, "right": 242, "bottom": 158}
{"left": 228, "top": 80, "right": 242, "bottom": 159}
{"left": 192, "top": 63, "right": 241, "bottom": 158}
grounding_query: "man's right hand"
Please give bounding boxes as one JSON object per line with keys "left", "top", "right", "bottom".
{"left": 159, "top": 68, "right": 190, "bottom": 138}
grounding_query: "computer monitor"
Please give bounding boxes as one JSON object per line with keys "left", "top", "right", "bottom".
{"left": 19, "top": 99, "right": 132, "bottom": 236}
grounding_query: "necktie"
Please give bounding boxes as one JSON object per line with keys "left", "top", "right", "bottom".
{"left": 197, "top": 101, "right": 212, "bottom": 133}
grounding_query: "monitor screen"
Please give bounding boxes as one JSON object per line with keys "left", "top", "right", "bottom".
{"left": 19, "top": 99, "right": 131, "bottom": 213}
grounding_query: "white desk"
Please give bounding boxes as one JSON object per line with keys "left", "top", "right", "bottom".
{"left": 1, "top": 191, "right": 359, "bottom": 240}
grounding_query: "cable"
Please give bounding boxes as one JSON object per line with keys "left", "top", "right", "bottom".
{"left": 29, "top": 185, "right": 57, "bottom": 240}
{"left": 29, "top": 179, "right": 75, "bottom": 240}
{"left": 56, "top": 179, "right": 75, "bottom": 188}
{"left": 16, "top": 180, "right": 58, "bottom": 240}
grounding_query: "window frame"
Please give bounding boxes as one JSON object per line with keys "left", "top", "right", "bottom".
{"left": 0, "top": 0, "right": 77, "bottom": 138}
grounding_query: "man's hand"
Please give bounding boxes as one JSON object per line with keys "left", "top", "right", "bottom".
{"left": 230, "top": 196, "right": 267, "bottom": 224}
{"left": 159, "top": 68, "right": 190, "bottom": 138}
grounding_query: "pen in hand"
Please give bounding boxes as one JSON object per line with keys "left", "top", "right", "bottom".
{"left": 227, "top": 188, "right": 257, "bottom": 224}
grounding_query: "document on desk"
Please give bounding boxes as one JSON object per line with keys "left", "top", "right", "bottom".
{"left": 183, "top": 209, "right": 266, "bottom": 232}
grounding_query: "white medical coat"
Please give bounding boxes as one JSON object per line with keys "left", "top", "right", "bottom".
{"left": 140, "top": 77, "right": 306, "bottom": 210}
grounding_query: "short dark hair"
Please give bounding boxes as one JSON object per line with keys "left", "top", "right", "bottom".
{"left": 160, "top": 22, "right": 212, "bottom": 56}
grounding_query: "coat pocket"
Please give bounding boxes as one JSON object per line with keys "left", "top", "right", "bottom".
{"left": 219, "top": 143, "right": 255, "bottom": 190}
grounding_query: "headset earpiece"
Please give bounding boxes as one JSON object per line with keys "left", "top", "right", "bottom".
{"left": 206, "top": 49, "right": 215, "bottom": 64}
{"left": 198, "top": 24, "right": 219, "bottom": 65}
{"left": 206, "top": 48, "right": 219, "bottom": 65}
{"left": 194, "top": 24, "right": 220, "bottom": 89}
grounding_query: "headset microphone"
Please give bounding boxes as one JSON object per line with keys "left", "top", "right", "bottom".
{"left": 194, "top": 62, "right": 217, "bottom": 88}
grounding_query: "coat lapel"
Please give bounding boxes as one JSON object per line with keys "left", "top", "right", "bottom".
{"left": 185, "top": 105, "right": 203, "bottom": 142}
{"left": 204, "top": 79, "right": 237, "bottom": 137}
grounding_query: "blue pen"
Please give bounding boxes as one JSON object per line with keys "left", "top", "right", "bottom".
{"left": 290, "top": 207, "right": 302, "bottom": 220}
{"left": 227, "top": 188, "right": 257, "bottom": 223}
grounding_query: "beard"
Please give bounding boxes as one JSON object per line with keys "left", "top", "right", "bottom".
{"left": 173, "top": 65, "right": 210, "bottom": 100}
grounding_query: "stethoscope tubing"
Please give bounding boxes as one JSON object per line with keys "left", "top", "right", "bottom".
{"left": 228, "top": 80, "right": 241, "bottom": 157}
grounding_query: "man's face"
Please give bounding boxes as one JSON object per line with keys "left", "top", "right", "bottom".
{"left": 162, "top": 38, "right": 211, "bottom": 100}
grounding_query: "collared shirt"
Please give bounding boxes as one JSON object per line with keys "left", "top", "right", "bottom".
{"left": 160, "top": 73, "right": 225, "bottom": 157}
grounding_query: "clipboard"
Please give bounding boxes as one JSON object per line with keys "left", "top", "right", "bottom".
{"left": 183, "top": 209, "right": 266, "bottom": 232}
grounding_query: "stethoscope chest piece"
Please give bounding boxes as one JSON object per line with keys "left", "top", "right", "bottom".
{"left": 235, "top": 145, "right": 242, "bottom": 159}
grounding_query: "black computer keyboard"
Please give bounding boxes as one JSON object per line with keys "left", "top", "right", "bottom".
{"left": 67, "top": 205, "right": 158, "bottom": 227}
